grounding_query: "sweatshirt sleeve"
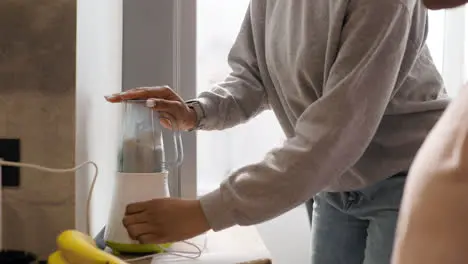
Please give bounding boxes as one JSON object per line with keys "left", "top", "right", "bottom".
{"left": 191, "top": 5, "right": 268, "bottom": 131}
{"left": 199, "top": 2, "right": 418, "bottom": 231}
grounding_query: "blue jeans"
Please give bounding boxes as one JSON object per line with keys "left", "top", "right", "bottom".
{"left": 310, "top": 172, "right": 407, "bottom": 264}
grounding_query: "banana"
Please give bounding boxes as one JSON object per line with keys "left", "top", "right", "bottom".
{"left": 49, "top": 230, "right": 128, "bottom": 264}
{"left": 48, "top": 251, "right": 68, "bottom": 264}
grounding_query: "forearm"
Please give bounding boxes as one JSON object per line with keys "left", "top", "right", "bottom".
{"left": 192, "top": 84, "right": 268, "bottom": 130}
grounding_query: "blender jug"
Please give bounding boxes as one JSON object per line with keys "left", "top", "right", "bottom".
{"left": 118, "top": 99, "right": 183, "bottom": 174}
{"left": 104, "top": 99, "right": 184, "bottom": 254}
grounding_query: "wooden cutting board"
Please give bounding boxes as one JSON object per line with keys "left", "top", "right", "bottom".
{"left": 238, "top": 259, "right": 272, "bottom": 264}
{"left": 120, "top": 257, "right": 272, "bottom": 264}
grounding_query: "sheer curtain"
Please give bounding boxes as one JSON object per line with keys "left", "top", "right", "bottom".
{"left": 196, "top": 5, "right": 466, "bottom": 196}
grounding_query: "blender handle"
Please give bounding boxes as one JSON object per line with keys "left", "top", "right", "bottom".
{"left": 159, "top": 111, "right": 184, "bottom": 168}
{"left": 172, "top": 128, "right": 184, "bottom": 167}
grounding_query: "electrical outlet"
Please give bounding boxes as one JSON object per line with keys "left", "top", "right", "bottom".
{"left": 0, "top": 138, "right": 20, "bottom": 187}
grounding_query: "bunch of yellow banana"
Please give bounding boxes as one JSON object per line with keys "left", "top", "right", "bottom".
{"left": 48, "top": 230, "right": 129, "bottom": 264}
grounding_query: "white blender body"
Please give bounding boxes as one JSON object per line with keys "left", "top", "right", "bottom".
{"left": 104, "top": 99, "right": 183, "bottom": 254}
{"left": 104, "top": 172, "right": 171, "bottom": 252}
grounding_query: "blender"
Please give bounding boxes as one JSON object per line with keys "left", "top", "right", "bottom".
{"left": 103, "top": 99, "right": 183, "bottom": 254}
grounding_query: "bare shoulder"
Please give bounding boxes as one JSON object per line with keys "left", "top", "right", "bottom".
{"left": 392, "top": 86, "right": 468, "bottom": 263}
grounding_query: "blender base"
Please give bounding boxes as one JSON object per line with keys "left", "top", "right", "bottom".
{"left": 106, "top": 241, "right": 171, "bottom": 255}
{"left": 94, "top": 226, "right": 171, "bottom": 255}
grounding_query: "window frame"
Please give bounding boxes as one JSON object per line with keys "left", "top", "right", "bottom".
{"left": 443, "top": 7, "right": 466, "bottom": 96}
{"left": 122, "top": 0, "right": 197, "bottom": 199}
{"left": 175, "top": 0, "right": 198, "bottom": 199}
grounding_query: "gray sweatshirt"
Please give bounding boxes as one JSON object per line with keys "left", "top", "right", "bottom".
{"left": 194, "top": 0, "right": 449, "bottom": 231}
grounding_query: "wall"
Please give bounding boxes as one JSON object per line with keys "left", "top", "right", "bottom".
{"left": 75, "top": 0, "right": 122, "bottom": 236}
{"left": 0, "top": 0, "right": 76, "bottom": 260}
{"left": 0, "top": 0, "right": 122, "bottom": 259}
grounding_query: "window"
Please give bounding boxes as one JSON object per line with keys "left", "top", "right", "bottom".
{"left": 196, "top": 0, "right": 285, "bottom": 195}
{"left": 426, "top": 8, "right": 467, "bottom": 97}
{"left": 443, "top": 6, "right": 467, "bottom": 96}
{"left": 427, "top": 10, "right": 445, "bottom": 73}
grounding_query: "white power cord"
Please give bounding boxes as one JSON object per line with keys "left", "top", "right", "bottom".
{"left": 0, "top": 160, "right": 98, "bottom": 234}
{"left": 0, "top": 159, "right": 206, "bottom": 261}
{"left": 125, "top": 237, "right": 207, "bottom": 262}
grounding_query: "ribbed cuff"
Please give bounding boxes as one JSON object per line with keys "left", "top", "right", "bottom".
{"left": 199, "top": 188, "right": 237, "bottom": 232}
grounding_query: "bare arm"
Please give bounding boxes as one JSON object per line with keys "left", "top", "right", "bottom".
{"left": 392, "top": 85, "right": 468, "bottom": 264}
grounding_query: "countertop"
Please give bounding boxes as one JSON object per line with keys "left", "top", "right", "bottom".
{"left": 120, "top": 225, "right": 272, "bottom": 264}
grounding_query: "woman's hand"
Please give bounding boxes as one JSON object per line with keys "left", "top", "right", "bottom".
{"left": 122, "top": 198, "right": 211, "bottom": 244}
{"left": 105, "top": 86, "right": 198, "bottom": 131}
